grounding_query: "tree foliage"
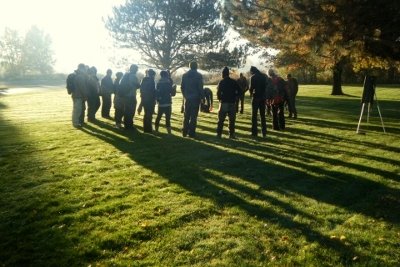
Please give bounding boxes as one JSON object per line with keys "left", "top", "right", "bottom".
{"left": 222, "top": 0, "right": 400, "bottom": 93}
{"left": 105, "top": 0, "right": 247, "bottom": 73}
{"left": 0, "top": 28, "right": 24, "bottom": 76}
{"left": 0, "top": 26, "right": 55, "bottom": 76}
{"left": 23, "top": 25, "right": 55, "bottom": 75}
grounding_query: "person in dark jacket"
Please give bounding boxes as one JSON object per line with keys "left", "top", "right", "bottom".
{"left": 113, "top": 72, "right": 124, "bottom": 128}
{"left": 216, "top": 67, "right": 242, "bottom": 139}
{"left": 286, "top": 73, "right": 298, "bottom": 118}
{"left": 155, "top": 70, "right": 175, "bottom": 134}
{"left": 87, "top": 66, "right": 101, "bottom": 122}
{"left": 200, "top": 87, "right": 213, "bottom": 112}
{"left": 140, "top": 69, "right": 156, "bottom": 133}
{"left": 236, "top": 73, "right": 249, "bottom": 114}
{"left": 180, "top": 61, "right": 205, "bottom": 138}
{"left": 119, "top": 64, "right": 140, "bottom": 130}
{"left": 249, "top": 66, "right": 267, "bottom": 137}
{"left": 100, "top": 69, "right": 114, "bottom": 118}
{"left": 72, "top": 63, "right": 88, "bottom": 128}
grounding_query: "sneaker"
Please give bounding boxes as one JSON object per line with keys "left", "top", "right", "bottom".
{"left": 229, "top": 135, "right": 237, "bottom": 139}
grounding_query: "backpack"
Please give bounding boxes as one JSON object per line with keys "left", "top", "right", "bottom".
{"left": 266, "top": 76, "right": 287, "bottom": 105}
{"left": 66, "top": 73, "right": 76, "bottom": 94}
{"left": 118, "top": 73, "right": 132, "bottom": 97}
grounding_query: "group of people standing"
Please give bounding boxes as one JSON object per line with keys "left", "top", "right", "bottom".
{"left": 70, "top": 61, "right": 298, "bottom": 139}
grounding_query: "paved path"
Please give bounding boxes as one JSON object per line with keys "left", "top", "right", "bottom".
{"left": 0, "top": 85, "right": 63, "bottom": 96}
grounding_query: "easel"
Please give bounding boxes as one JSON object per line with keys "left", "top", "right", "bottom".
{"left": 356, "top": 76, "right": 386, "bottom": 134}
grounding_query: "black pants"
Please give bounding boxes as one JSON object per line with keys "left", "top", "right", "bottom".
{"left": 114, "top": 108, "right": 124, "bottom": 124}
{"left": 155, "top": 106, "right": 172, "bottom": 128}
{"left": 236, "top": 93, "right": 245, "bottom": 113}
{"left": 101, "top": 94, "right": 112, "bottom": 117}
{"left": 142, "top": 100, "right": 155, "bottom": 133}
{"left": 79, "top": 101, "right": 86, "bottom": 124}
{"left": 217, "top": 103, "right": 236, "bottom": 136}
{"left": 182, "top": 98, "right": 201, "bottom": 137}
{"left": 272, "top": 102, "right": 285, "bottom": 130}
{"left": 124, "top": 96, "right": 137, "bottom": 129}
{"left": 87, "top": 95, "right": 100, "bottom": 120}
{"left": 251, "top": 97, "right": 267, "bottom": 136}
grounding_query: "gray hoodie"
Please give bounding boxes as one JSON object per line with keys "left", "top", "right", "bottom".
{"left": 181, "top": 69, "right": 205, "bottom": 100}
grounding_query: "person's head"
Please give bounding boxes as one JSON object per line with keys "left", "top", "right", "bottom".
{"left": 90, "top": 66, "right": 97, "bottom": 75}
{"left": 250, "top": 66, "right": 259, "bottom": 75}
{"left": 268, "top": 69, "right": 276, "bottom": 77}
{"left": 106, "top": 69, "right": 112, "bottom": 76}
{"left": 240, "top": 73, "right": 244, "bottom": 78}
{"left": 130, "top": 64, "right": 138, "bottom": 74}
{"left": 116, "top": 72, "right": 123, "bottom": 79}
{"left": 77, "top": 63, "right": 86, "bottom": 73}
{"left": 160, "top": 70, "right": 169, "bottom": 79}
{"left": 189, "top": 61, "right": 198, "bottom": 70}
{"left": 222, "top": 67, "right": 229, "bottom": 78}
{"left": 147, "top": 69, "right": 156, "bottom": 78}
{"left": 287, "top": 73, "right": 292, "bottom": 79}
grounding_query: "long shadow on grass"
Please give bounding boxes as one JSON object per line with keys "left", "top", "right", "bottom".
{"left": 0, "top": 98, "right": 82, "bottom": 265}
{"left": 81, "top": 122, "right": 400, "bottom": 264}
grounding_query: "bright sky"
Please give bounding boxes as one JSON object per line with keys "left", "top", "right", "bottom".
{"left": 0, "top": 0, "right": 132, "bottom": 74}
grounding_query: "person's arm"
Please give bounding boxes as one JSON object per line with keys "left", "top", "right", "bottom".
{"left": 198, "top": 74, "right": 205, "bottom": 103}
{"left": 249, "top": 76, "right": 254, "bottom": 97}
{"left": 180, "top": 74, "right": 186, "bottom": 97}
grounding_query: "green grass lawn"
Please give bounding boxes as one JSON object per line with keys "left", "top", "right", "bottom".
{"left": 0, "top": 84, "right": 399, "bottom": 266}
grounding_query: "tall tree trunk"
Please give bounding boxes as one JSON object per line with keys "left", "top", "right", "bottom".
{"left": 331, "top": 60, "right": 344, "bottom": 95}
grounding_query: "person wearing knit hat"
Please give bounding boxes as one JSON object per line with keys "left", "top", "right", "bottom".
{"left": 216, "top": 67, "right": 242, "bottom": 139}
{"left": 180, "top": 61, "right": 205, "bottom": 138}
{"left": 249, "top": 66, "right": 267, "bottom": 137}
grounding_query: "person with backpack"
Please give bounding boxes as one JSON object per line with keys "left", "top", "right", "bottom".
{"left": 267, "top": 69, "right": 287, "bottom": 130}
{"left": 71, "top": 63, "right": 88, "bottom": 128}
{"left": 113, "top": 72, "right": 124, "bottom": 129}
{"left": 119, "top": 64, "right": 140, "bottom": 130}
{"left": 100, "top": 69, "right": 114, "bottom": 118}
{"left": 87, "top": 66, "right": 101, "bottom": 122}
{"left": 249, "top": 66, "right": 267, "bottom": 137}
{"left": 216, "top": 67, "right": 242, "bottom": 139}
{"left": 140, "top": 69, "right": 156, "bottom": 133}
{"left": 155, "top": 70, "right": 176, "bottom": 135}
{"left": 286, "top": 73, "right": 298, "bottom": 118}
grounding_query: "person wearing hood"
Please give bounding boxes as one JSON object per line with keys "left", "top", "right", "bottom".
{"left": 249, "top": 66, "right": 267, "bottom": 137}
{"left": 155, "top": 70, "right": 176, "bottom": 134}
{"left": 216, "top": 67, "right": 242, "bottom": 139}
{"left": 180, "top": 61, "right": 205, "bottom": 138}
{"left": 140, "top": 69, "right": 156, "bottom": 133}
